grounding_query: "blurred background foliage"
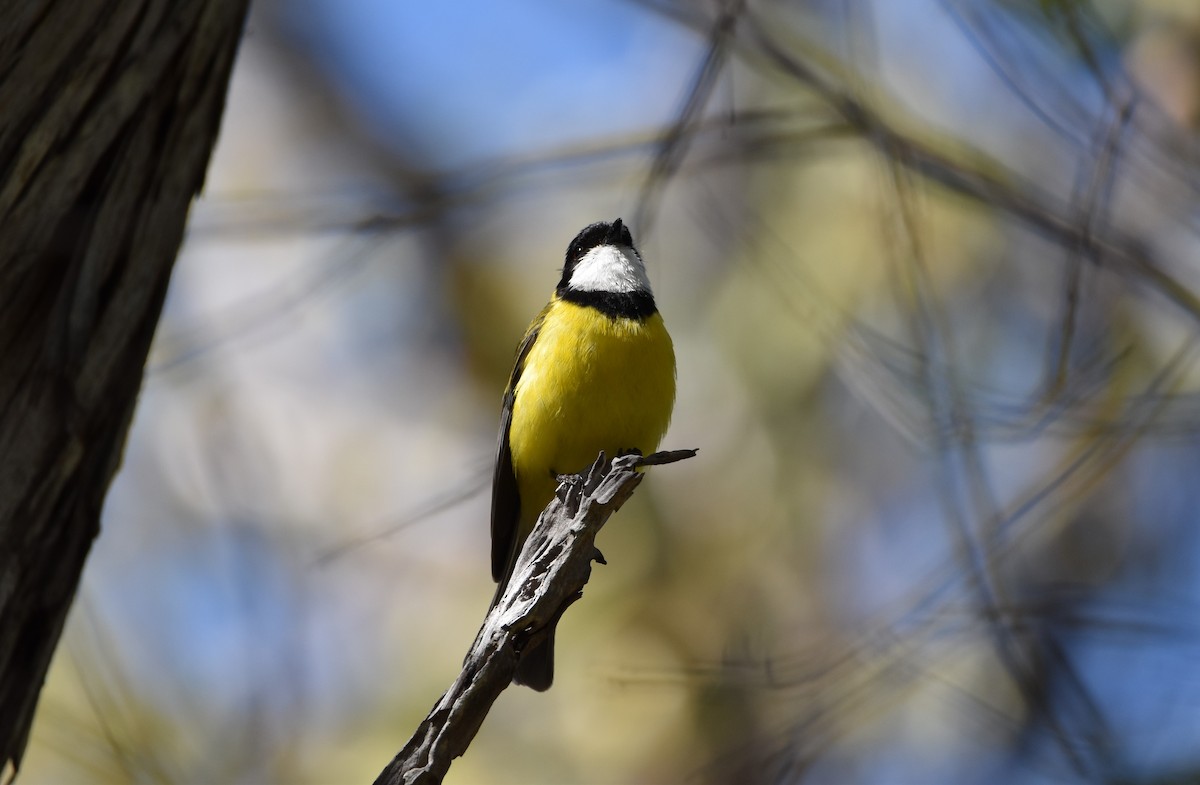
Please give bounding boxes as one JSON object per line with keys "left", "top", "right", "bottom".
{"left": 20, "top": 0, "right": 1200, "bottom": 783}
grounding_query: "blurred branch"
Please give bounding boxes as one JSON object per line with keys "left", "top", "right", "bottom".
{"left": 886, "top": 154, "right": 1105, "bottom": 777}
{"left": 372, "top": 448, "right": 697, "bottom": 785}
{"left": 633, "top": 0, "right": 743, "bottom": 236}
{"left": 777, "top": 25, "right": 1200, "bottom": 325}
{"left": 631, "top": 2, "right": 1200, "bottom": 324}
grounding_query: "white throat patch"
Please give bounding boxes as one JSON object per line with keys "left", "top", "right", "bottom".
{"left": 567, "top": 245, "right": 651, "bottom": 294}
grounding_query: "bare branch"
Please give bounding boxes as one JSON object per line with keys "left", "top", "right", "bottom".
{"left": 372, "top": 448, "right": 696, "bottom": 785}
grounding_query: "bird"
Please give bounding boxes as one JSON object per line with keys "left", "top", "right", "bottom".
{"left": 489, "top": 218, "right": 676, "bottom": 690}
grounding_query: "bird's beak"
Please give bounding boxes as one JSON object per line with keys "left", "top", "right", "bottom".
{"left": 607, "top": 218, "right": 625, "bottom": 244}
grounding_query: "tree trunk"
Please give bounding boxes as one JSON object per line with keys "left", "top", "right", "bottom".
{"left": 0, "top": 1, "right": 250, "bottom": 773}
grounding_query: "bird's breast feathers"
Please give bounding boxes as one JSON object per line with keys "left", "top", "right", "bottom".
{"left": 507, "top": 298, "right": 676, "bottom": 515}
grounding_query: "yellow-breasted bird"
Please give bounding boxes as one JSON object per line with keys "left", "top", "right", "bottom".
{"left": 490, "top": 218, "right": 676, "bottom": 690}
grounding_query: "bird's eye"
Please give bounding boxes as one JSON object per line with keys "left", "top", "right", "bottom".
{"left": 566, "top": 222, "right": 612, "bottom": 264}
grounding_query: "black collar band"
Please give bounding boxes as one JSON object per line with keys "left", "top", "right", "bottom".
{"left": 557, "top": 287, "right": 657, "bottom": 319}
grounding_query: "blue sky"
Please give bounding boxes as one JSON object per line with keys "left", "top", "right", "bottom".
{"left": 278, "top": 0, "right": 705, "bottom": 166}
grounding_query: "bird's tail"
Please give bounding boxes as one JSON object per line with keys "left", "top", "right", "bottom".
{"left": 513, "top": 627, "right": 555, "bottom": 691}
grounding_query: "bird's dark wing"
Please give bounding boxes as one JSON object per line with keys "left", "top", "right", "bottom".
{"left": 490, "top": 303, "right": 549, "bottom": 583}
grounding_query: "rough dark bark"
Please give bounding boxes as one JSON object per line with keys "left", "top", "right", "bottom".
{"left": 373, "top": 449, "right": 697, "bottom": 785}
{"left": 0, "top": 1, "right": 250, "bottom": 774}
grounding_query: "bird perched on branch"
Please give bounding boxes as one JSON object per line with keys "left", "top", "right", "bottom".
{"left": 490, "top": 218, "right": 676, "bottom": 690}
